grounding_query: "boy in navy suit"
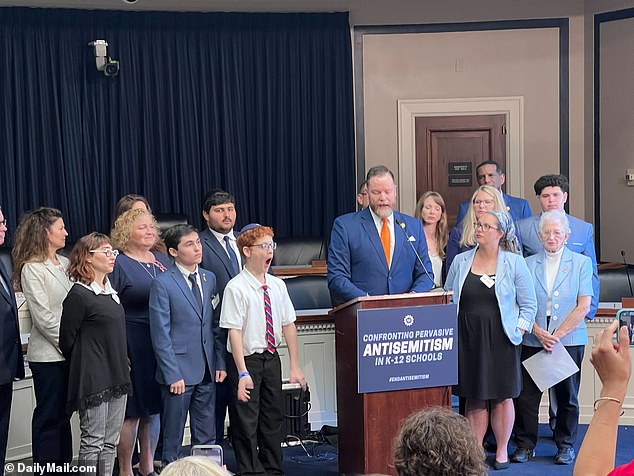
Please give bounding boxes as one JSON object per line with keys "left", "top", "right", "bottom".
{"left": 149, "top": 224, "right": 226, "bottom": 465}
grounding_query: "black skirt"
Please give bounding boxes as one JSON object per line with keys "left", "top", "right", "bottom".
{"left": 456, "top": 271, "right": 521, "bottom": 400}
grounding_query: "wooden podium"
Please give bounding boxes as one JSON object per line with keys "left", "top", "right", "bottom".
{"left": 330, "top": 291, "right": 453, "bottom": 475}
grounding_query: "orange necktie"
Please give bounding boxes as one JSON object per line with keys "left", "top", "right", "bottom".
{"left": 380, "top": 217, "right": 391, "bottom": 266}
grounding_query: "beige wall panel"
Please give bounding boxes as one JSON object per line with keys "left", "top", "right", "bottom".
{"left": 362, "top": 29, "right": 559, "bottom": 213}
{"left": 598, "top": 16, "right": 634, "bottom": 262}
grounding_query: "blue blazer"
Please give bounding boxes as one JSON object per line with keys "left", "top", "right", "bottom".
{"left": 149, "top": 265, "right": 225, "bottom": 386}
{"left": 445, "top": 247, "right": 537, "bottom": 345}
{"left": 516, "top": 213, "right": 599, "bottom": 318}
{"left": 456, "top": 193, "right": 532, "bottom": 226}
{"left": 524, "top": 247, "right": 593, "bottom": 347}
{"left": 327, "top": 208, "right": 435, "bottom": 306}
{"left": 0, "top": 261, "right": 24, "bottom": 385}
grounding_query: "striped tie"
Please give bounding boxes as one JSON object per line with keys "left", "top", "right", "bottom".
{"left": 263, "top": 285, "right": 275, "bottom": 354}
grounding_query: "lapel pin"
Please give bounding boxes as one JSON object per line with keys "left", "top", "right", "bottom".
{"left": 202, "top": 273, "right": 207, "bottom": 282}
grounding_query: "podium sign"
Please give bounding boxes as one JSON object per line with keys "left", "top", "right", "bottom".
{"left": 357, "top": 303, "right": 458, "bottom": 393}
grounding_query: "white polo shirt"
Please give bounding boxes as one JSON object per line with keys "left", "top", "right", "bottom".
{"left": 220, "top": 268, "right": 296, "bottom": 356}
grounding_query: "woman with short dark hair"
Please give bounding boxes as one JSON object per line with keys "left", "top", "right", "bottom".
{"left": 60, "top": 232, "right": 131, "bottom": 476}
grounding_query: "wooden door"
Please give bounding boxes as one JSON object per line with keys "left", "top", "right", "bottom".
{"left": 415, "top": 114, "right": 506, "bottom": 227}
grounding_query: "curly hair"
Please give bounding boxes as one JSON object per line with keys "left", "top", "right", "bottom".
{"left": 393, "top": 407, "right": 486, "bottom": 476}
{"left": 67, "top": 233, "right": 112, "bottom": 285}
{"left": 12, "top": 207, "right": 64, "bottom": 290}
{"left": 236, "top": 225, "right": 274, "bottom": 257}
{"left": 533, "top": 174, "right": 569, "bottom": 195}
{"left": 110, "top": 208, "right": 158, "bottom": 251}
{"left": 458, "top": 185, "right": 507, "bottom": 249}
{"left": 415, "top": 191, "right": 448, "bottom": 259}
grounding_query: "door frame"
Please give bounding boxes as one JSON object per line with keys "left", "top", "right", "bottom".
{"left": 397, "top": 96, "right": 524, "bottom": 215}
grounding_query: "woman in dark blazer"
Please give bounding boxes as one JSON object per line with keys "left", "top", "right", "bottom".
{"left": 415, "top": 191, "right": 448, "bottom": 287}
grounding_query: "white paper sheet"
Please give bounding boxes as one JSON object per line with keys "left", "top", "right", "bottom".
{"left": 521, "top": 341, "right": 580, "bottom": 392}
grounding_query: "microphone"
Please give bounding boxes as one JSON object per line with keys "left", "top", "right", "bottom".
{"left": 621, "top": 250, "right": 633, "bottom": 297}
{"left": 394, "top": 217, "right": 436, "bottom": 289}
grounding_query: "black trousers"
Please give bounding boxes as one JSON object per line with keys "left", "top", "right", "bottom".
{"left": 0, "top": 382, "right": 12, "bottom": 471}
{"left": 30, "top": 361, "right": 73, "bottom": 465}
{"left": 215, "top": 379, "right": 231, "bottom": 444}
{"left": 514, "top": 345, "right": 584, "bottom": 450}
{"left": 227, "top": 351, "right": 284, "bottom": 476}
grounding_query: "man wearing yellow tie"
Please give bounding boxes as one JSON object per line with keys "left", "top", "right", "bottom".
{"left": 327, "top": 165, "right": 435, "bottom": 306}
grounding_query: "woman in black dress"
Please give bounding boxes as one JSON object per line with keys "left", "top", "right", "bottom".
{"left": 445, "top": 211, "right": 537, "bottom": 470}
{"left": 111, "top": 208, "right": 170, "bottom": 476}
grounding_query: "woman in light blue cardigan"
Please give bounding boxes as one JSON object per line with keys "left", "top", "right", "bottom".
{"left": 445, "top": 210, "right": 536, "bottom": 470}
{"left": 511, "top": 210, "right": 592, "bottom": 466}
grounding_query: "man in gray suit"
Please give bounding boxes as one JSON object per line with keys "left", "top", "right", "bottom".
{"left": 0, "top": 207, "right": 24, "bottom": 470}
{"left": 200, "top": 189, "right": 240, "bottom": 444}
{"left": 149, "top": 224, "right": 226, "bottom": 464}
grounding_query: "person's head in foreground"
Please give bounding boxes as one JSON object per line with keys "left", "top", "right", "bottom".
{"left": 160, "top": 456, "right": 232, "bottom": 476}
{"left": 393, "top": 407, "right": 487, "bottom": 476}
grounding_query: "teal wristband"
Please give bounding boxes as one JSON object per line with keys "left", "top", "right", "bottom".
{"left": 239, "top": 371, "right": 250, "bottom": 379}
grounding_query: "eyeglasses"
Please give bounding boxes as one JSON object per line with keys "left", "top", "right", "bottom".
{"left": 473, "top": 199, "right": 494, "bottom": 207}
{"left": 89, "top": 249, "right": 119, "bottom": 257}
{"left": 474, "top": 222, "right": 499, "bottom": 232}
{"left": 249, "top": 242, "right": 277, "bottom": 250}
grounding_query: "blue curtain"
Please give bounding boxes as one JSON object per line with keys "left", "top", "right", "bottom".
{"left": 0, "top": 8, "right": 354, "bottom": 240}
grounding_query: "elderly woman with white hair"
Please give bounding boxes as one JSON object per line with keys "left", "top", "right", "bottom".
{"left": 511, "top": 210, "right": 593, "bottom": 466}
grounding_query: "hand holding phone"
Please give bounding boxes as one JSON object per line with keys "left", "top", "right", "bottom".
{"left": 617, "top": 309, "right": 634, "bottom": 345}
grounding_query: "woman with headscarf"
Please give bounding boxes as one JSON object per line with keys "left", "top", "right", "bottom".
{"left": 445, "top": 210, "right": 537, "bottom": 470}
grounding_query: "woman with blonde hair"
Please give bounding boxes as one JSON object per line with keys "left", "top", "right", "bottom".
{"left": 12, "top": 207, "right": 73, "bottom": 466}
{"left": 446, "top": 185, "right": 508, "bottom": 272}
{"left": 415, "top": 191, "right": 449, "bottom": 287}
{"left": 110, "top": 208, "right": 170, "bottom": 476}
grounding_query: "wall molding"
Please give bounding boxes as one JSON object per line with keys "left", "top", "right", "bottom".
{"left": 397, "top": 96, "right": 524, "bottom": 214}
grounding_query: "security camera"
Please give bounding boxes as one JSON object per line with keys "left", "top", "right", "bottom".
{"left": 104, "top": 60, "right": 120, "bottom": 77}
{"left": 88, "top": 40, "right": 119, "bottom": 77}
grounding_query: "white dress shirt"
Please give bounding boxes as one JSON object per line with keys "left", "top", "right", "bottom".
{"left": 220, "top": 268, "right": 296, "bottom": 356}
{"left": 209, "top": 228, "right": 242, "bottom": 268}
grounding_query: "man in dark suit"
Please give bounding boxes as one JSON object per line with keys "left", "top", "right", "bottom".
{"left": 149, "top": 224, "right": 226, "bottom": 464}
{"left": 199, "top": 189, "right": 239, "bottom": 444}
{"left": 327, "top": 165, "right": 435, "bottom": 306}
{"left": 0, "top": 207, "right": 24, "bottom": 470}
{"left": 455, "top": 160, "right": 532, "bottom": 225}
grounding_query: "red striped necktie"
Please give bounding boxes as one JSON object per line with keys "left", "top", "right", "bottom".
{"left": 263, "top": 285, "right": 275, "bottom": 353}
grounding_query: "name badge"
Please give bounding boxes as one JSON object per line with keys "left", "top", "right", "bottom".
{"left": 480, "top": 274, "right": 495, "bottom": 288}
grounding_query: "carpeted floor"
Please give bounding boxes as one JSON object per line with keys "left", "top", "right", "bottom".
{"left": 219, "top": 423, "right": 634, "bottom": 475}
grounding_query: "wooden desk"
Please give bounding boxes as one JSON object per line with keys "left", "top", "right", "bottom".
{"left": 271, "top": 260, "right": 327, "bottom": 277}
